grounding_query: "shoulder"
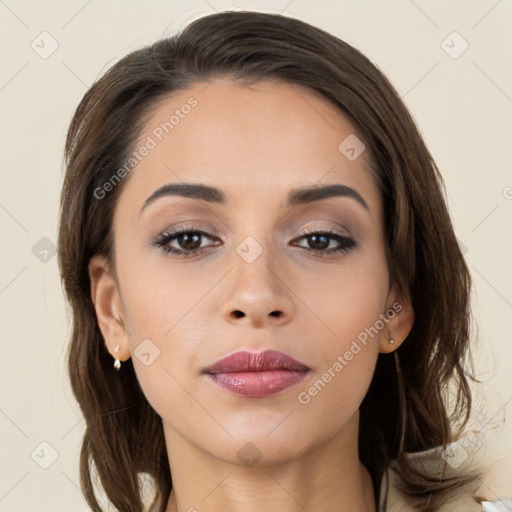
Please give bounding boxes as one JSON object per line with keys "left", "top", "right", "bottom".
{"left": 378, "top": 444, "right": 508, "bottom": 512}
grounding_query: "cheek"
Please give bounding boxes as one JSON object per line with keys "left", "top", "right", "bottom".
{"left": 291, "top": 282, "right": 384, "bottom": 443}
{"left": 292, "top": 251, "right": 388, "bottom": 407}
{"left": 298, "top": 245, "right": 389, "bottom": 349}
{"left": 117, "top": 255, "right": 203, "bottom": 339}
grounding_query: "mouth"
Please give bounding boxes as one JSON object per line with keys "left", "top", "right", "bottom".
{"left": 202, "top": 349, "right": 310, "bottom": 397}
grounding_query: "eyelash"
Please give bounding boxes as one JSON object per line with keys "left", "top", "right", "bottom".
{"left": 151, "top": 225, "right": 356, "bottom": 259}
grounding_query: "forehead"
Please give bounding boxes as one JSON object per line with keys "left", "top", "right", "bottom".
{"left": 117, "top": 78, "right": 379, "bottom": 215}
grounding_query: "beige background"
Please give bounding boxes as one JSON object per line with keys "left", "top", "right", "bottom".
{"left": 0, "top": 1, "right": 511, "bottom": 510}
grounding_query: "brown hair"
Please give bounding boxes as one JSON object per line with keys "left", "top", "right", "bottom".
{"left": 58, "top": 10, "right": 483, "bottom": 512}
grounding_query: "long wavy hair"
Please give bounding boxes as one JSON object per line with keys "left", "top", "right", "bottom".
{"left": 58, "top": 10, "right": 484, "bottom": 512}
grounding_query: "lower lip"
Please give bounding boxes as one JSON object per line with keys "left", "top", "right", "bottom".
{"left": 205, "top": 370, "right": 309, "bottom": 397}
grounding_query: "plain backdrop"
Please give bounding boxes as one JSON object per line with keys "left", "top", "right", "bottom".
{"left": 0, "top": 1, "right": 511, "bottom": 510}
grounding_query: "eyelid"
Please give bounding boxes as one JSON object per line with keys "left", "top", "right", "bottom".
{"left": 154, "top": 218, "right": 353, "bottom": 239}
{"left": 294, "top": 221, "right": 352, "bottom": 238}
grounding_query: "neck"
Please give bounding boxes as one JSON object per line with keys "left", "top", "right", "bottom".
{"left": 164, "top": 413, "right": 376, "bottom": 512}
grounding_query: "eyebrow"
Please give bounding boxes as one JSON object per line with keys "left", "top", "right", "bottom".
{"left": 140, "top": 182, "right": 369, "bottom": 214}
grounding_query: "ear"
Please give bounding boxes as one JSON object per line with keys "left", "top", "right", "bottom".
{"left": 88, "top": 254, "right": 130, "bottom": 362}
{"left": 378, "top": 284, "right": 414, "bottom": 354}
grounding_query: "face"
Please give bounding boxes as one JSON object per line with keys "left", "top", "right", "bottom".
{"left": 90, "top": 78, "right": 413, "bottom": 466}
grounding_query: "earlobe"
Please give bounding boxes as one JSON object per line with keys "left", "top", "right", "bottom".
{"left": 378, "top": 288, "right": 415, "bottom": 354}
{"left": 88, "top": 255, "right": 130, "bottom": 361}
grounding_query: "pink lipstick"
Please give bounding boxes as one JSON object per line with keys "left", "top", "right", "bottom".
{"left": 202, "top": 349, "right": 310, "bottom": 397}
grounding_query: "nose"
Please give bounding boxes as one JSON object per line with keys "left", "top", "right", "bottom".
{"left": 221, "top": 244, "right": 294, "bottom": 329}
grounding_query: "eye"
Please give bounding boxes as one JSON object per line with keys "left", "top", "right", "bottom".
{"left": 151, "top": 226, "right": 356, "bottom": 259}
{"left": 151, "top": 226, "right": 220, "bottom": 259}
{"left": 292, "top": 229, "right": 356, "bottom": 257}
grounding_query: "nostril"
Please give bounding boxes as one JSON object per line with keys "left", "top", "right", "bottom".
{"left": 233, "top": 310, "right": 245, "bottom": 318}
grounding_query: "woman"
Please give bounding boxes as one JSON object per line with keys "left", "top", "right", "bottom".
{"left": 58, "top": 10, "right": 495, "bottom": 512}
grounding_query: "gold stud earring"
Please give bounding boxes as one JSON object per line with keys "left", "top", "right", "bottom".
{"left": 113, "top": 345, "right": 121, "bottom": 371}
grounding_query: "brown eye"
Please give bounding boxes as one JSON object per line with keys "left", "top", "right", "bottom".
{"left": 151, "top": 227, "right": 220, "bottom": 258}
{"left": 292, "top": 230, "right": 356, "bottom": 256}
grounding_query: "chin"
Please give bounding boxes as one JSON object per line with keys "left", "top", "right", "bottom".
{"left": 212, "top": 438, "right": 309, "bottom": 468}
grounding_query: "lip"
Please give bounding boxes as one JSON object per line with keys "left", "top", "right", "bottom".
{"left": 203, "top": 349, "right": 310, "bottom": 397}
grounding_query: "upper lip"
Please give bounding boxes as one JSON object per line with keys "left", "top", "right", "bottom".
{"left": 203, "top": 349, "right": 310, "bottom": 374}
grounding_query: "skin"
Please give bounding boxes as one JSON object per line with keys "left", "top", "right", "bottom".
{"left": 89, "top": 78, "right": 414, "bottom": 512}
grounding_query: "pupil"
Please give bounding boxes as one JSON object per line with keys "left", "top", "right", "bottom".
{"left": 309, "top": 234, "right": 328, "bottom": 250}
{"left": 179, "top": 233, "right": 201, "bottom": 250}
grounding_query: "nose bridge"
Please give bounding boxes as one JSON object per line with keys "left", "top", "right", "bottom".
{"left": 221, "top": 231, "right": 294, "bottom": 328}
